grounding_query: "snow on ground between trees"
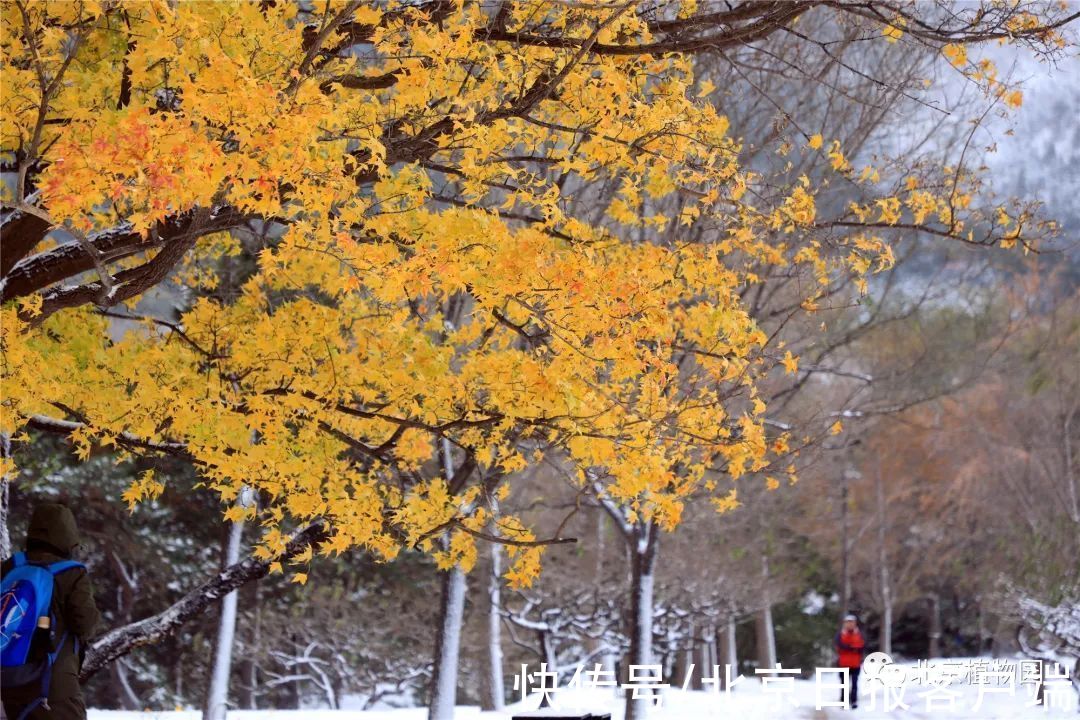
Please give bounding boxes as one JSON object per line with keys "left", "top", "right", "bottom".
{"left": 87, "top": 658, "right": 1079, "bottom": 719}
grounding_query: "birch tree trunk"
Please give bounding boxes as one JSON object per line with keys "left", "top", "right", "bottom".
{"left": 624, "top": 522, "right": 658, "bottom": 720}
{"left": 205, "top": 501, "right": 247, "bottom": 720}
{"left": 480, "top": 542, "right": 504, "bottom": 712}
{"left": 428, "top": 438, "right": 467, "bottom": 720}
{"left": 429, "top": 566, "right": 466, "bottom": 720}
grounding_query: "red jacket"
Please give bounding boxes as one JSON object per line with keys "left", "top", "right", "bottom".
{"left": 835, "top": 628, "right": 865, "bottom": 668}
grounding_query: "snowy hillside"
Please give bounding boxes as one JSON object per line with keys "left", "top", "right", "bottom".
{"left": 986, "top": 52, "right": 1080, "bottom": 238}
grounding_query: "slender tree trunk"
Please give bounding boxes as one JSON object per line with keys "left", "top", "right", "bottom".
{"left": 876, "top": 465, "right": 892, "bottom": 655}
{"left": 286, "top": 672, "right": 300, "bottom": 709}
{"left": 205, "top": 505, "right": 246, "bottom": 720}
{"left": 107, "top": 551, "right": 140, "bottom": 709}
{"left": 1063, "top": 405, "right": 1078, "bottom": 524}
{"left": 592, "top": 510, "right": 617, "bottom": 676}
{"left": 429, "top": 438, "right": 467, "bottom": 720}
{"left": 880, "top": 595, "right": 893, "bottom": 656}
{"left": 719, "top": 618, "right": 738, "bottom": 690}
{"left": 176, "top": 649, "right": 185, "bottom": 700}
{"left": 624, "top": 523, "right": 658, "bottom": 720}
{"left": 242, "top": 581, "right": 261, "bottom": 709}
{"left": 673, "top": 624, "right": 692, "bottom": 689}
{"left": 840, "top": 472, "right": 851, "bottom": 619}
{"left": 693, "top": 625, "right": 715, "bottom": 690}
{"left": 976, "top": 601, "right": 993, "bottom": 655}
{"left": 325, "top": 676, "right": 340, "bottom": 709}
{"left": 240, "top": 660, "right": 257, "bottom": 709}
{"left": 480, "top": 542, "right": 504, "bottom": 711}
{"left": 540, "top": 629, "right": 558, "bottom": 674}
{"left": 111, "top": 658, "right": 141, "bottom": 709}
{"left": 928, "top": 592, "right": 942, "bottom": 659}
{"left": 755, "top": 555, "right": 777, "bottom": 670}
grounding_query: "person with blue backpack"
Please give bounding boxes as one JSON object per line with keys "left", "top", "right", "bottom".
{"left": 1, "top": 503, "right": 101, "bottom": 720}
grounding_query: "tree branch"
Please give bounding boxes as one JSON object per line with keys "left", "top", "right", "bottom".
{"left": 80, "top": 520, "right": 328, "bottom": 681}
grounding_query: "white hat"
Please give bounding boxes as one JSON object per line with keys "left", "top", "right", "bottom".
{"left": 844, "top": 614, "right": 858, "bottom": 622}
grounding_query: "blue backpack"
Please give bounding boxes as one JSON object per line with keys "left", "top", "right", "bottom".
{"left": 1, "top": 552, "right": 85, "bottom": 717}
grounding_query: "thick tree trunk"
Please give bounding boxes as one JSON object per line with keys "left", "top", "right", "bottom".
{"left": 755, "top": 606, "right": 776, "bottom": 670}
{"left": 480, "top": 537, "right": 504, "bottom": 711}
{"left": 429, "top": 566, "right": 467, "bottom": 720}
{"left": 81, "top": 520, "right": 326, "bottom": 681}
{"left": 428, "top": 438, "right": 467, "bottom": 720}
{"left": 205, "top": 510, "right": 246, "bottom": 720}
{"left": 755, "top": 555, "right": 776, "bottom": 670}
{"left": 624, "top": 523, "right": 658, "bottom": 720}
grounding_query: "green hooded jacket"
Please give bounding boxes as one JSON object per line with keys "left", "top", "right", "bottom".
{"left": 2, "top": 503, "right": 102, "bottom": 720}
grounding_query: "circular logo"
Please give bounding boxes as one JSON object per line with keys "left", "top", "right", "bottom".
{"left": 863, "top": 652, "right": 907, "bottom": 688}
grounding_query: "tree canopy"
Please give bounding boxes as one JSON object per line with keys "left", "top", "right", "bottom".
{"left": 1, "top": 0, "right": 1073, "bottom": 587}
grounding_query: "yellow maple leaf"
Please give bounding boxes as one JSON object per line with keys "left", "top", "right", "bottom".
{"left": 782, "top": 350, "right": 799, "bottom": 375}
{"left": 943, "top": 43, "right": 968, "bottom": 67}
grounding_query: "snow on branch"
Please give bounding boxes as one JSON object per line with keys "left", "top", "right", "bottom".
{"left": 80, "top": 520, "right": 327, "bottom": 681}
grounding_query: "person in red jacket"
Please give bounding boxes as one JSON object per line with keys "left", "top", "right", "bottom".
{"left": 835, "top": 614, "right": 866, "bottom": 708}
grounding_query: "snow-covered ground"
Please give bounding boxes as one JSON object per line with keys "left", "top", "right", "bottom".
{"left": 88, "top": 658, "right": 1078, "bottom": 720}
